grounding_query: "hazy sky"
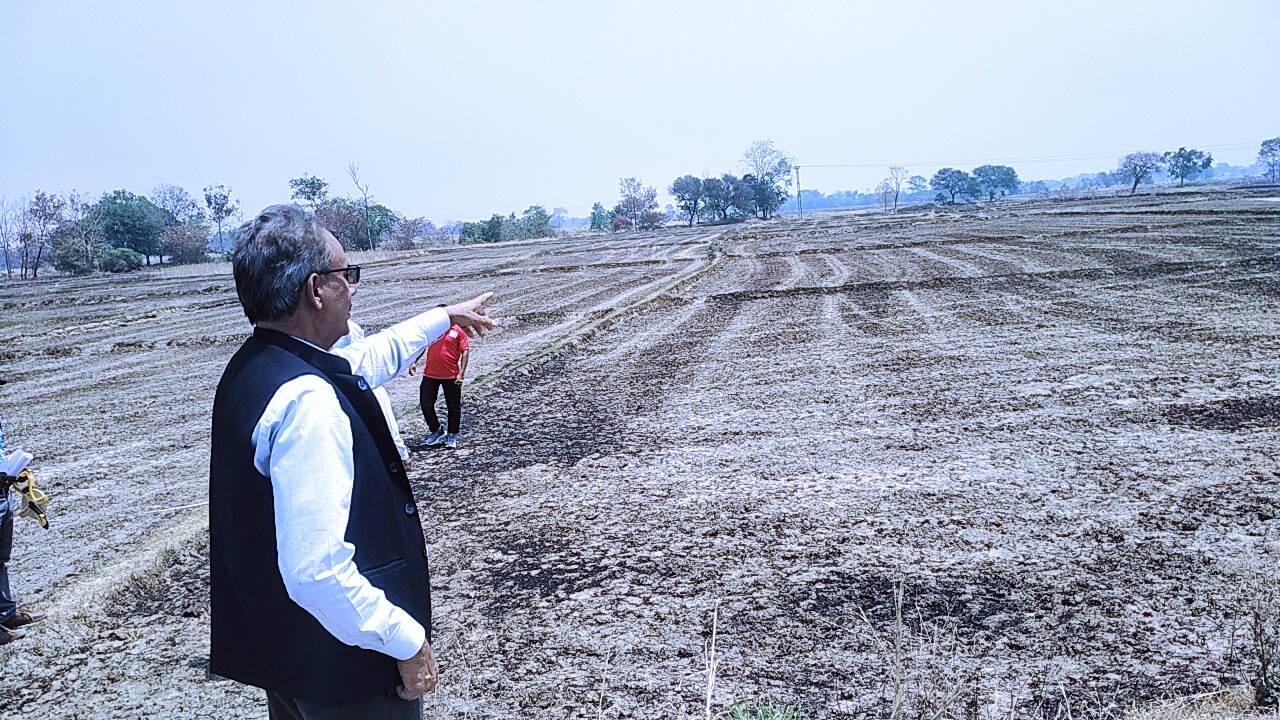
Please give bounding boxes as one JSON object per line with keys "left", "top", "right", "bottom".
{"left": 2, "top": 1, "right": 1276, "bottom": 220}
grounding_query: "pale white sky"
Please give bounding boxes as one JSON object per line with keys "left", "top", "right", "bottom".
{"left": 1, "top": 1, "right": 1276, "bottom": 221}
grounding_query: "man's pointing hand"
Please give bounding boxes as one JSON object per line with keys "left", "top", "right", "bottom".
{"left": 444, "top": 292, "right": 496, "bottom": 339}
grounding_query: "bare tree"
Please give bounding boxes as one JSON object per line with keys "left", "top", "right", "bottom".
{"left": 25, "top": 191, "right": 64, "bottom": 279}
{"left": 1116, "top": 152, "right": 1164, "bottom": 195}
{"left": 152, "top": 184, "right": 205, "bottom": 224}
{"left": 151, "top": 185, "right": 213, "bottom": 265}
{"left": 0, "top": 197, "right": 17, "bottom": 279}
{"left": 387, "top": 215, "right": 433, "bottom": 250}
{"left": 61, "top": 191, "right": 108, "bottom": 272}
{"left": 888, "top": 166, "right": 909, "bottom": 212}
{"left": 876, "top": 179, "right": 894, "bottom": 212}
{"left": 741, "top": 140, "right": 793, "bottom": 183}
{"left": 347, "top": 162, "right": 376, "bottom": 250}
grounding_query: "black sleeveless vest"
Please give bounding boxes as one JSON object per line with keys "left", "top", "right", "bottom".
{"left": 209, "top": 328, "right": 431, "bottom": 705}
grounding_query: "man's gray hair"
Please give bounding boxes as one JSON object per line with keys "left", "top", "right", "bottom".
{"left": 231, "top": 204, "right": 334, "bottom": 324}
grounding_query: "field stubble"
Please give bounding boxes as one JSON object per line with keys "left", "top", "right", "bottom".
{"left": 0, "top": 188, "right": 1277, "bottom": 718}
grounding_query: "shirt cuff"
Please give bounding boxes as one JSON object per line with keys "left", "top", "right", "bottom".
{"left": 384, "top": 610, "right": 427, "bottom": 661}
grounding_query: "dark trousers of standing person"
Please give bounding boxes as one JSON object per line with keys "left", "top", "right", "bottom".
{"left": 267, "top": 690, "right": 421, "bottom": 720}
{"left": 420, "top": 378, "right": 462, "bottom": 435}
{"left": 0, "top": 490, "right": 15, "bottom": 624}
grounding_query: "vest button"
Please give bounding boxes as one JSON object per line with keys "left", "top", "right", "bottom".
{"left": 387, "top": 460, "right": 401, "bottom": 474}
{"left": 356, "top": 379, "right": 369, "bottom": 391}
{"left": 404, "top": 503, "right": 417, "bottom": 515}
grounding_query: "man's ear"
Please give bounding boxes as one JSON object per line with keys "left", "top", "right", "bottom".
{"left": 303, "top": 274, "right": 324, "bottom": 310}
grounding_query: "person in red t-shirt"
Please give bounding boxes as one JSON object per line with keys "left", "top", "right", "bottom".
{"left": 409, "top": 323, "right": 470, "bottom": 449}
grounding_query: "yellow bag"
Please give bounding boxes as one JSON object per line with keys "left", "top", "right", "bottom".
{"left": 11, "top": 469, "right": 50, "bottom": 529}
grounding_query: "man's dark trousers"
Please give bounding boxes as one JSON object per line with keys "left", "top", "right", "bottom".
{"left": 267, "top": 690, "right": 421, "bottom": 720}
{"left": 420, "top": 378, "right": 461, "bottom": 435}
{"left": 0, "top": 490, "right": 15, "bottom": 624}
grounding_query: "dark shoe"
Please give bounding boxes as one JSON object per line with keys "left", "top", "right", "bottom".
{"left": 0, "top": 625, "right": 25, "bottom": 645}
{"left": 424, "top": 429, "right": 446, "bottom": 447}
{"left": 2, "top": 608, "right": 46, "bottom": 630}
{"left": 444, "top": 434, "right": 458, "bottom": 450}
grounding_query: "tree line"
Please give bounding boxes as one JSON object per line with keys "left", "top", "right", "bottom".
{"left": 0, "top": 184, "right": 241, "bottom": 279}
{"left": 0, "top": 168, "right": 454, "bottom": 279}
{"left": 456, "top": 206, "right": 561, "bottom": 244}
{"left": 608, "top": 140, "right": 793, "bottom": 230}
{"left": 803, "top": 137, "right": 1280, "bottom": 213}
{"left": 4, "top": 137, "right": 1277, "bottom": 277}
{"left": 286, "top": 167, "right": 455, "bottom": 251}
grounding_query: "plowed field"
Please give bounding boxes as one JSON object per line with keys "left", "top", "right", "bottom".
{"left": 1, "top": 187, "right": 1277, "bottom": 718}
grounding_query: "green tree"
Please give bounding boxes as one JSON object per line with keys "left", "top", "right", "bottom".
{"left": 669, "top": 175, "right": 705, "bottom": 226}
{"left": 700, "top": 177, "right": 728, "bottom": 222}
{"left": 972, "top": 165, "right": 1020, "bottom": 201}
{"left": 365, "top": 203, "right": 397, "bottom": 249}
{"left": 289, "top": 174, "right": 330, "bottom": 211}
{"left": 589, "top": 202, "right": 612, "bottom": 231}
{"left": 1260, "top": 137, "right": 1280, "bottom": 183}
{"left": 98, "top": 247, "right": 145, "bottom": 273}
{"left": 700, "top": 174, "right": 753, "bottom": 223}
{"left": 458, "top": 222, "right": 485, "bottom": 244}
{"left": 1161, "top": 147, "right": 1212, "bottom": 187}
{"left": 744, "top": 173, "right": 788, "bottom": 220}
{"left": 519, "top": 205, "right": 553, "bottom": 238}
{"left": 930, "top": 168, "right": 976, "bottom": 204}
{"left": 482, "top": 214, "right": 504, "bottom": 243}
{"left": 98, "top": 190, "right": 169, "bottom": 266}
{"left": 1116, "top": 152, "right": 1164, "bottom": 195}
{"left": 203, "top": 185, "right": 240, "bottom": 252}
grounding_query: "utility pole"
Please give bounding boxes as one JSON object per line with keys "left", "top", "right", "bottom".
{"left": 795, "top": 165, "right": 802, "bottom": 219}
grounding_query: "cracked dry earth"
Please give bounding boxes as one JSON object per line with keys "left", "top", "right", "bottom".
{"left": 2, "top": 187, "right": 1278, "bottom": 718}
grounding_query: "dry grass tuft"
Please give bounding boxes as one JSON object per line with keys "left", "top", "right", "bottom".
{"left": 1127, "top": 686, "right": 1278, "bottom": 720}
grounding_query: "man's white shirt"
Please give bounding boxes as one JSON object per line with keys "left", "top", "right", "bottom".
{"left": 250, "top": 308, "right": 449, "bottom": 661}
{"left": 332, "top": 320, "right": 409, "bottom": 460}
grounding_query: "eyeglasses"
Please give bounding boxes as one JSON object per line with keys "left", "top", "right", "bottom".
{"left": 315, "top": 265, "right": 361, "bottom": 285}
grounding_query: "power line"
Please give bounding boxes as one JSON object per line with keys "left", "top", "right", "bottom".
{"left": 788, "top": 139, "right": 1265, "bottom": 216}
{"left": 795, "top": 141, "right": 1261, "bottom": 170}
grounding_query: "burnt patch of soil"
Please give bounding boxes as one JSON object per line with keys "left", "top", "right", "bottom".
{"left": 103, "top": 535, "right": 209, "bottom": 620}
{"left": 1162, "top": 395, "right": 1280, "bottom": 431}
{"left": 793, "top": 570, "right": 1028, "bottom": 635}
{"left": 482, "top": 536, "right": 621, "bottom": 617}
{"left": 1138, "top": 473, "right": 1280, "bottom": 532}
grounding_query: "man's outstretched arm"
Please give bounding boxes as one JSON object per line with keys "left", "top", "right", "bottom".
{"left": 332, "top": 293, "right": 495, "bottom": 388}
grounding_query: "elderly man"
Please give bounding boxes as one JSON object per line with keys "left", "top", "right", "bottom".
{"left": 210, "top": 205, "right": 493, "bottom": 718}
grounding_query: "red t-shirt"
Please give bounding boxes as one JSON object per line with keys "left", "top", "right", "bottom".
{"left": 424, "top": 324, "right": 470, "bottom": 379}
